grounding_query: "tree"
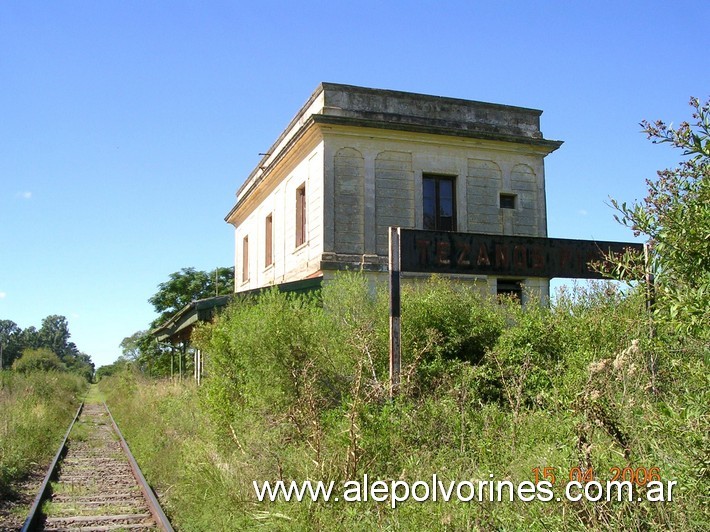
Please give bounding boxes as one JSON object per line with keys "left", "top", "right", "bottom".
{"left": 39, "top": 315, "right": 80, "bottom": 361}
{"left": 63, "top": 351, "right": 95, "bottom": 381}
{"left": 118, "top": 330, "right": 167, "bottom": 375}
{"left": 113, "top": 266, "right": 233, "bottom": 379}
{"left": 119, "top": 331, "right": 145, "bottom": 362}
{"left": 0, "top": 316, "right": 95, "bottom": 378}
{"left": 611, "top": 97, "right": 709, "bottom": 338}
{"left": 34, "top": 314, "right": 94, "bottom": 378}
{"left": 19, "top": 326, "right": 41, "bottom": 350}
{"left": 95, "top": 358, "right": 132, "bottom": 380}
{"left": 148, "top": 266, "right": 234, "bottom": 327}
{"left": 0, "top": 320, "right": 23, "bottom": 369}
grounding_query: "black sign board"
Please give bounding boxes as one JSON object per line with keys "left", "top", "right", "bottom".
{"left": 399, "top": 229, "right": 643, "bottom": 279}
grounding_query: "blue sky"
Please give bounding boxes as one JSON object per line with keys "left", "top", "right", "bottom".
{"left": 1, "top": 1, "right": 708, "bottom": 368}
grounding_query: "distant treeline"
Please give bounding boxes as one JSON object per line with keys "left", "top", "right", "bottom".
{"left": 0, "top": 315, "right": 94, "bottom": 380}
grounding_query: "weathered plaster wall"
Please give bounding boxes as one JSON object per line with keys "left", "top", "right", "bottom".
{"left": 234, "top": 142, "right": 324, "bottom": 291}
{"left": 324, "top": 128, "right": 549, "bottom": 256}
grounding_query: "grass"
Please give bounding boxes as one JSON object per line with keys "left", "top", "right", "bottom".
{"left": 69, "top": 420, "right": 91, "bottom": 442}
{"left": 0, "top": 371, "right": 87, "bottom": 497}
{"left": 42, "top": 500, "right": 147, "bottom": 517}
{"left": 50, "top": 481, "right": 141, "bottom": 497}
{"left": 100, "top": 277, "right": 709, "bottom": 530}
{"left": 83, "top": 383, "right": 106, "bottom": 405}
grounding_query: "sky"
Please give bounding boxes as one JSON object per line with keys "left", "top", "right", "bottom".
{"left": 1, "top": 1, "right": 708, "bottom": 368}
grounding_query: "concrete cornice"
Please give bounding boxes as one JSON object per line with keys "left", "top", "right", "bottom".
{"left": 225, "top": 117, "right": 322, "bottom": 225}
{"left": 312, "top": 114, "right": 563, "bottom": 152}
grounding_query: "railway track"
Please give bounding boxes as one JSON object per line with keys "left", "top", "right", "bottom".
{"left": 21, "top": 401, "right": 173, "bottom": 532}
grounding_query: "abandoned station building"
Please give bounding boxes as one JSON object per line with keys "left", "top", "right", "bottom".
{"left": 225, "top": 83, "right": 562, "bottom": 300}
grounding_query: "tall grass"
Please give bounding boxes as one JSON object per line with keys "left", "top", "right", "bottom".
{"left": 99, "top": 372, "right": 247, "bottom": 529}
{"left": 0, "top": 371, "right": 87, "bottom": 497}
{"left": 103, "top": 274, "right": 708, "bottom": 530}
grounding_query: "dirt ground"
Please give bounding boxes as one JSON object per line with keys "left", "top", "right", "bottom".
{"left": 0, "top": 467, "right": 46, "bottom": 531}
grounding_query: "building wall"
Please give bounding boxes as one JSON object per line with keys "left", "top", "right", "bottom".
{"left": 333, "top": 147, "right": 365, "bottom": 254}
{"left": 322, "top": 128, "right": 550, "bottom": 300}
{"left": 234, "top": 142, "right": 325, "bottom": 291}
{"left": 233, "top": 128, "right": 550, "bottom": 298}
{"left": 324, "top": 128, "right": 548, "bottom": 255}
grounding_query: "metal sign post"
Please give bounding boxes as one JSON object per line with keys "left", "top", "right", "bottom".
{"left": 644, "top": 242, "right": 656, "bottom": 339}
{"left": 387, "top": 228, "right": 647, "bottom": 399}
{"left": 389, "top": 227, "right": 401, "bottom": 399}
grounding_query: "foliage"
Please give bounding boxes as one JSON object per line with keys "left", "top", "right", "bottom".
{"left": 401, "top": 276, "right": 504, "bottom": 366}
{"left": 95, "top": 357, "right": 134, "bottom": 380}
{"left": 104, "top": 276, "right": 707, "bottom": 530}
{"left": 148, "top": 266, "right": 234, "bottom": 327}
{"left": 115, "top": 329, "right": 169, "bottom": 377}
{"left": 12, "top": 348, "right": 66, "bottom": 373}
{"left": 0, "top": 371, "right": 87, "bottom": 497}
{"left": 119, "top": 330, "right": 144, "bottom": 361}
{"left": 0, "top": 316, "right": 94, "bottom": 379}
{"left": 37, "top": 315, "right": 77, "bottom": 360}
{"left": 610, "top": 97, "right": 710, "bottom": 338}
{"left": 195, "top": 287, "right": 338, "bottom": 435}
{"left": 0, "top": 320, "right": 23, "bottom": 369}
{"left": 98, "top": 100, "right": 710, "bottom": 529}
{"left": 113, "top": 265, "right": 234, "bottom": 380}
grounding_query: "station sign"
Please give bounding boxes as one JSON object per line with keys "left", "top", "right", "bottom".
{"left": 399, "top": 229, "right": 643, "bottom": 279}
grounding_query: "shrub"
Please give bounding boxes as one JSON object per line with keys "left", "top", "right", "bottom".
{"left": 402, "top": 276, "right": 504, "bottom": 366}
{"left": 99, "top": 274, "right": 707, "bottom": 529}
{"left": 610, "top": 97, "right": 710, "bottom": 339}
{"left": 196, "top": 288, "right": 338, "bottom": 439}
{"left": 12, "top": 347, "right": 66, "bottom": 373}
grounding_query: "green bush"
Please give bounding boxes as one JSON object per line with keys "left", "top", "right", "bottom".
{"left": 402, "top": 276, "right": 504, "bottom": 365}
{"left": 196, "top": 288, "right": 338, "bottom": 440}
{"left": 197, "top": 273, "right": 390, "bottom": 438}
{"left": 12, "top": 347, "right": 66, "bottom": 373}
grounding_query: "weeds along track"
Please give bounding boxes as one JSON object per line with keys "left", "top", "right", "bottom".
{"left": 22, "top": 402, "right": 172, "bottom": 532}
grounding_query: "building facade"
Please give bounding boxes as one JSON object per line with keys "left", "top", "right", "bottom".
{"left": 225, "top": 83, "right": 562, "bottom": 299}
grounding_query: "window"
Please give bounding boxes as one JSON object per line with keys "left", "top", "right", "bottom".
{"left": 242, "top": 235, "right": 249, "bottom": 283}
{"left": 296, "top": 184, "right": 306, "bottom": 247}
{"left": 423, "top": 175, "right": 456, "bottom": 231}
{"left": 500, "top": 193, "right": 516, "bottom": 209}
{"left": 497, "top": 279, "right": 522, "bottom": 302}
{"left": 265, "top": 213, "right": 273, "bottom": 267}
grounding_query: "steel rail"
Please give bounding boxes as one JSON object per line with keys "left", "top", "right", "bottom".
{"left": 104, "top": 401, "right": 174, "bottom": 532}
{"left": 20, "top": 400, "right": 173, "bottom": 532}
{"left": 20, "top": 401, "right": 84, "bottom": 532}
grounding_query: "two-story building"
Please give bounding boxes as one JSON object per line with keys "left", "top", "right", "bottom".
{"left": 225, "top": 83, "right": 562, "bottom": 300}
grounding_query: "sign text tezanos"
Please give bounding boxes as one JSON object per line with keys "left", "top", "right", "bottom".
{"left": 399, "top": 229, "right": 643, "bottom": 279}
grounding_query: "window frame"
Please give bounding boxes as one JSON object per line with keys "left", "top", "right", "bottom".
{"left": 497, "top": 279, "right": 523, "bottom": 302}
{"left": 265, "top": 213, "right": 273, "bottom": 268}
{"left": 423, "top": 174, "right": 457, "bottom": 231}
{"left": 499, "top": 193, "right": 517, "bottom": 210}
{"left": 241, "top": 235, "right": 249, "bottom": 283}
{"left": 295, "top": 183, "right": 307, "bottom": 248}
